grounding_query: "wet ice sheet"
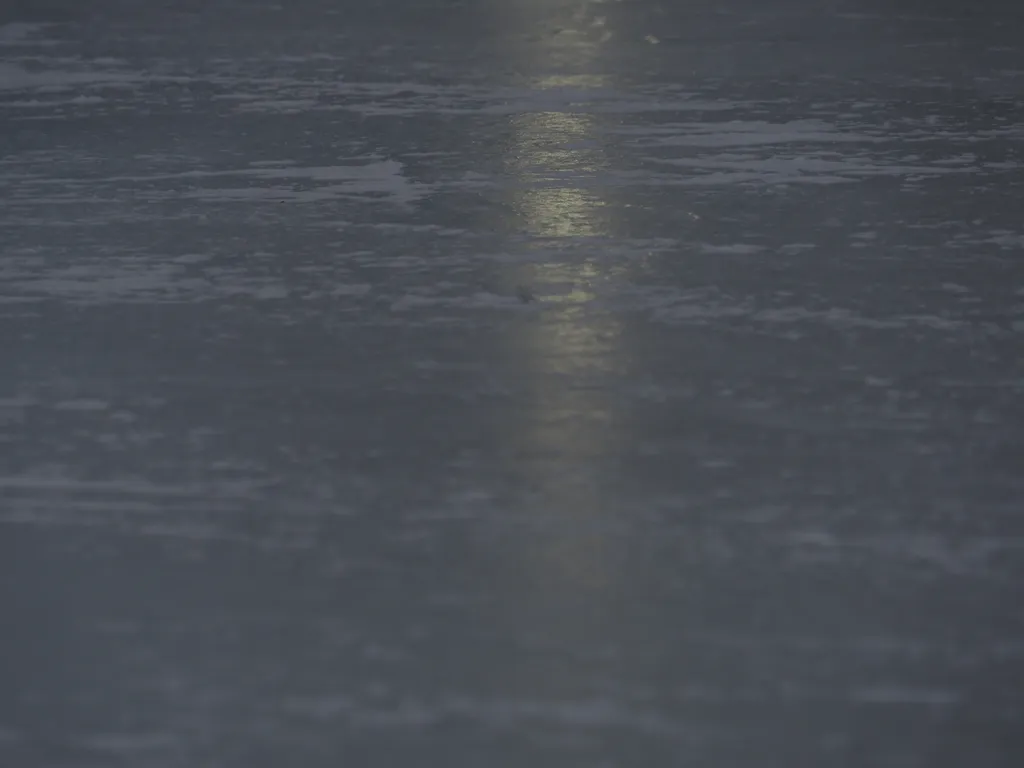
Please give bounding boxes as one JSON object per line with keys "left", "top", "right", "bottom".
{"left": 2, "top": 1, "right": 1024, "bottom": 767}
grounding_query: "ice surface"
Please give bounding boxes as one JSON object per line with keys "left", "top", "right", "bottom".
{"left": 1, "top": 1, "right": 1023, "bottom": 767}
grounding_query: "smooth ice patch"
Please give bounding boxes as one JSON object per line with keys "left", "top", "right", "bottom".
{"left": 0, "top": 22, "right": 54, "bottom": 45}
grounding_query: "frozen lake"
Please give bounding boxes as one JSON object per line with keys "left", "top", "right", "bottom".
{"left": 2, "top": 1, "right": 1023, "bottom": 765}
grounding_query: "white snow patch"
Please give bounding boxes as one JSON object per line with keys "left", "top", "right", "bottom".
{"left": 170, "top": 160, "right": 423, "bottom": 205}
{"left": 697, "top": 243, "right": 765, "bottom": 255}
{"left": 780, "top": 243, "right": 816, "bottom": 254}
{"left": 652, "top": 153, "right": 976, "bottom": 183}
{"left": 84, "top": 733, "right": 179, "bottom": 754}
{"left": 0, "top": 63, "right": 144, "bottom": 91}
{"left": 985, "top": 233, "right": 1024, "bottom": 248}
{"left": 54, "top": 398, "right": 109, "bottom": 412}
{"left": 330, "top": 283, "right": 372, "bottom": 297}
{"left": 851, "top": 686, "right": 959, "bottom": 706}
{"left": 286, "top": 693, "right": 683, "bottom": 736}
{"left": 627, "top": 119, "right": 880, "bottom": 148}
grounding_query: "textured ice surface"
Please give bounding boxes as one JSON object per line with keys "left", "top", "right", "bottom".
{"left": 2, "top": 1, "right": 1023, "bottom": 767}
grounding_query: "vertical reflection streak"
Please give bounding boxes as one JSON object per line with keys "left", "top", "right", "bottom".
{"left": 489, "top": 1, "right": 630, "bottom": 705}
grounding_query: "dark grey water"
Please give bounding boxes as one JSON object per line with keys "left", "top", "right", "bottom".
{"left": 2, "top": 1, "right": 1023, "bottom": 765}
